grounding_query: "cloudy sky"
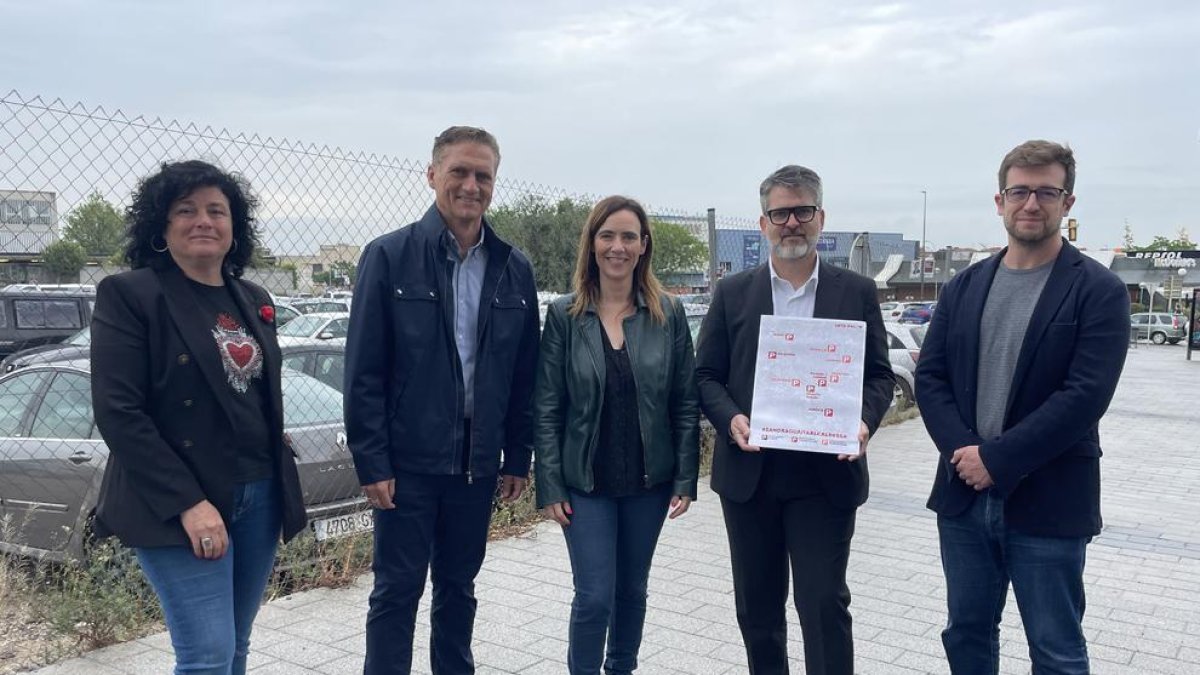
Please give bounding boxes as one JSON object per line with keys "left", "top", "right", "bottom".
{"left": 3, "top": 0, "right": 1197, "bottom": 249}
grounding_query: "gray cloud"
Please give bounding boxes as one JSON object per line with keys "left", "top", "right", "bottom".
{"left": 2, "top": 0, "right": 1197, "bottom": 249}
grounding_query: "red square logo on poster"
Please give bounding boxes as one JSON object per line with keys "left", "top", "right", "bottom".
{"left": 823, "top": 408, "right": 834, "bottom": 417}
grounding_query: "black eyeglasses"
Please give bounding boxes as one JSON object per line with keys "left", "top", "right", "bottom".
{"left": 765, "top": 205, "right": 820, "bottom": 225}
{"left": 1002, "top": 186, "right": 1068, "bottom": 204}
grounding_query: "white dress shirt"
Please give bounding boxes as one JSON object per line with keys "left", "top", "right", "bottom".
{"left": 769, "top": 256, "right": 821, "bottom": 318}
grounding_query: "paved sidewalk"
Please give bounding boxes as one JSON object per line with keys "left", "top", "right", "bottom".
{"left": 33, "top": 346, "right": 1200, "bottom": 674}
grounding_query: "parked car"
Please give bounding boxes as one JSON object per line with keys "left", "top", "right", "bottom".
{"left": 0, "top": 290, "right": 95, "bottom": 359}
{"left": 898, "top": 302, "right": 936, "bottom": 325}
{"left": 1130, "top": 312, "right": 1186, "bottom": 345}
{"left": 280, "top": 343, "right": 346, "bottom": 393}
{"left": 884, "top": 322, "right": 924, "bottom": 410}
{"left": 684, "top": 304, "right": 708, "bottom": 348}
{"left": 1, "top": 326, "right": 92, "bottom": 374}
{"left": 275, "top": 312, "right": 349, "bottom": 347}
{"left": 0, "top": 360, "right": 364, "bottom": 562}
{"left": 292, "top": 299, "right": 350, "bottom": 315}
{"left": 880, "top": 301, "right": 926, "bottom": 321}
{"left": 275, "top": 301, "right": 301, "bottom": 327}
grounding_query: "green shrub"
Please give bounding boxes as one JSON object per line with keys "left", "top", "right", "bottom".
{"left": 36, "top": 538, "right": 160, "bottom": 649}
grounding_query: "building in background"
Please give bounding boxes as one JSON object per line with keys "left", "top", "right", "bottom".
{"left": 0, "top": 190, "right": 58, "bottom": 255}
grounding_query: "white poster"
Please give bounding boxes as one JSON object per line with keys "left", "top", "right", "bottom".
{"left": 749, "top": 316, "right": 866, "bottom": 455}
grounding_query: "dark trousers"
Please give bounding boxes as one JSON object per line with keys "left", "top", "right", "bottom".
{"left": 363, "top": 470, "right": 496, "bottom": 675}
{"left": 938, "top": 490, "right": 1090, "bottom": 675}
{"left": 561, "top": 485, "right": 672, "bottom": 675}
{"left": 721, "top": 480, "right": 857, "bottom": 675}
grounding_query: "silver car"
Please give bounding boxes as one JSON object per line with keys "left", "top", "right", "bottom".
{"left": 1130, "top": 312, "right": 1186, "bottom": 345}
{"left": 884, "top": 322, "right": 925, "bottom": 410}
{"left": 0, "top": 361, "right": 363, "bottom": 562}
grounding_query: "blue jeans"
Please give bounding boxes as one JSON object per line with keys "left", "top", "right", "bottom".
{"left": 561, "top": 485, "right": 672, "bottom": 675}
{"left": 136, "top": 479, "right": 282, "bottom": 675}
{"left": 364, "top": 471, "right": 497, "bottom": 675}
{"left": 938, "top": 490, "right": 1090, "bottom": 675}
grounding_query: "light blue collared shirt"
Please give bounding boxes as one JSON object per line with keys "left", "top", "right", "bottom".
{"left": 444, "top": 228, "right": 488, "bottom": 418}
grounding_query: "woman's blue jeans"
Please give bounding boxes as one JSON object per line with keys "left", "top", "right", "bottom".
{"left": 561, "top": 485, "right": 672, "bottom": 675}
{"left": 136, "top": 478, "right": 282, "bottom": 675}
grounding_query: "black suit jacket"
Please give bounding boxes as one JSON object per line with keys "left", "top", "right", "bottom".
{"left": 91, "top": 263, "right": 306, "bottom": 548}
{"left": 696, "top": 261, "right": 894, "bottom": 507}
{"left": 915, "top": 241, "right": 1130, "bottom": 537}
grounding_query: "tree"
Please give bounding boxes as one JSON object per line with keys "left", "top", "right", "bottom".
{"left": 1122, "top": 221, "right": 1135, "bottom": 250}
{"left": 650, "top": 220, "right": 708, "bottom": 276}
{"left": 1128, "top": 235, "right": 1197, "bottom": 252}
{"left": 64, "top": 191, "right": 124, "bottom": 257}
{"left": 313, "top": 261, "right": 356, "bottom": 287}
{"left": 489, "top": 195, "right": 593, "bottom": 293}
{"left": 42, "top": 240, "right": 88, "bottom": 282}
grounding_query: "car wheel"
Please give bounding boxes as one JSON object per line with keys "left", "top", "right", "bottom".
{"left": 1151, "top": 332, "right": 1167, "bottom": 345}
{"left": 893, "top": 379, "right": 914, "bottom": 411}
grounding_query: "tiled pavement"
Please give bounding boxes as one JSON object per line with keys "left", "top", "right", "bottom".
{"left": 33, "top": 345, "right": 1200, "bottom": 674}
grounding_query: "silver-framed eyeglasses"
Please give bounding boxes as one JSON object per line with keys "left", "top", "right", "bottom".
{"left": 1002, "top": 186, "right": 1068, "bottom": 204}
{"left": 766, "top": 205, "right": 820, "bottom": 225}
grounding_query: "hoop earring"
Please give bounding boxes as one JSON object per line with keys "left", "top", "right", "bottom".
{"left": 151, "top": 235, "right": 168, "bottom": 253}
{"left": 230, "top": 239, "right": 239, "bottom": 253}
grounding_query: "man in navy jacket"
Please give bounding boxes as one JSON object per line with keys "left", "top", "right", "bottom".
{"left": 345, "top": 126, "right": 539, "bottom": 674}
{"left": 916, "top": 140, "right": 1129, "bottom": 674}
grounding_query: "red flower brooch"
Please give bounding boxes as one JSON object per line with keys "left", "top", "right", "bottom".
{"left": 259, "top": 305, "right": 275, "bottom": 324}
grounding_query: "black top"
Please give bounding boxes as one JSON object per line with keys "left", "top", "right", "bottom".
{"left": 186, "top": 279, "right": 274, "bottom": 482}
{"left": 592, "top": 329, "right": 647, "bottom": 497}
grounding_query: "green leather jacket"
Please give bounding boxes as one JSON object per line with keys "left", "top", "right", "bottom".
{"left": 534, "top": 293, "right": 700, "bottom": 508}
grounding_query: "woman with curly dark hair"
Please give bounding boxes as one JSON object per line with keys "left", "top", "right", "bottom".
{"left": 90, "top": 159, "right": 306, "bottom": 675}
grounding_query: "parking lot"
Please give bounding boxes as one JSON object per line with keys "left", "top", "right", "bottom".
{"left": 30, "top": 344, "right": 1200, "bottom": 674}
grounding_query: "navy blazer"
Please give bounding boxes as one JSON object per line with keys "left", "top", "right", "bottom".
{"left": 91, "top": 263, "right": 307, "bottom": 548}
{"left": 915, "top": 241, "right": 1130, "bottom": 537}
{"left": 695, "top": 261, "right": 895, "bottom": 508}
{"left": 344, "top": 205, "right": 540, "bottom": 485}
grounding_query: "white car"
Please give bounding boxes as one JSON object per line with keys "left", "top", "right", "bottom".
{"left": 275, "top": 312, "right": 349, "bottom": 347}
{"left": 884, "top": 321, "right": 925, "bottom": 409}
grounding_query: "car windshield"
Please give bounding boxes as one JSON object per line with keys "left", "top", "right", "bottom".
{"left": 281, "top": 372, "right": 342, "bottom": 426}
{"left": 278, "top": 314, "right": 326, "bottom": 337}
{"left": 65, "top": 327, "right": 91, "bottom": 345}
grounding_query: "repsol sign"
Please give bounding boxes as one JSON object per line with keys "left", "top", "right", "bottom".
{"left": 1129, "top": 250, "right": 1199, "bottom": 267}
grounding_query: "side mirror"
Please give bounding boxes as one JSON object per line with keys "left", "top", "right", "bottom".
{"left": 317, "top": 331, "right": 334, "bottom": 340}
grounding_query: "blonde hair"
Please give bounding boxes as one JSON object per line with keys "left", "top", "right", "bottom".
{"left": 568, "top": 196, "right": 666, "bottom": 325}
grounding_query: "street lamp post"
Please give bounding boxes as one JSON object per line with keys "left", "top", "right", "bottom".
{"left": 920, "top": 190, "right": 927, "bottom": 301}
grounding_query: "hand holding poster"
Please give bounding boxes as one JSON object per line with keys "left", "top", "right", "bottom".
{"left": 749, "top": 316, "right": 866, "bottom": 455}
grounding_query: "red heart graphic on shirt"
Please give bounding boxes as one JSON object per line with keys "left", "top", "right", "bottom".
{"left": 225, "top": 342, "right": 256, "bottom": 369}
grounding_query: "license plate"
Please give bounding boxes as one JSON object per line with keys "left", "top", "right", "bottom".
{"left": 312, "top": 509, "right": 373, "bottom": 541}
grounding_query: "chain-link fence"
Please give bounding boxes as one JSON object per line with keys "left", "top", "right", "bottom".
{"left": 0, "top": 90, "right": 747, "bottom": 610}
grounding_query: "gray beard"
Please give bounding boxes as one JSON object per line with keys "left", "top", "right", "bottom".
{"left": 773, "top": 239, "right": 812, "bottom": 260}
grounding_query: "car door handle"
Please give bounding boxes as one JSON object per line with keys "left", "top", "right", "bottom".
{"left": 68, "top": 451, "right": 93, "bottom": 464}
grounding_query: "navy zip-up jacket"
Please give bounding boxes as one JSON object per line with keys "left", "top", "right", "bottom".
{"left": 344, "top": 205, "right": 539, "bottom": 484}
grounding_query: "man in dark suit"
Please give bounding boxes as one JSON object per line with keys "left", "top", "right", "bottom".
{"left": 915, "top": 140, "right": 1130, "bottom": 674}
{"left": 696, "top": 165, "right": 894, "bottom": 674}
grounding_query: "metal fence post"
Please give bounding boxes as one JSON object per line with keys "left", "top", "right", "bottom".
{"left": 706, "top": 207, "right": 717, "bottom": 292}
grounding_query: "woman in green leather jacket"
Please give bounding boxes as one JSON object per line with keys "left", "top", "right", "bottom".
{"left": 534, "top": 195, "right": 700, "bottom": 675}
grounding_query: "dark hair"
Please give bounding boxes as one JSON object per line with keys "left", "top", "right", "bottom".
{"left": 568, "top": 196, "right": 666, "bottom": 325}
{"left": 998, "top": 140, "right": 1076, "bottom": 194}
{"left": 431, "top": 126, "right": 501, "bottom": 169}
{"left": 124, "top": 160, "right": 260, "bottom": 277}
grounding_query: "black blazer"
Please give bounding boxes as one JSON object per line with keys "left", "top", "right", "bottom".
{"left": 915, "top": 241, "right": 1130, "bottom": 537}
{"left": 696, "top": 261, "right": 894, "bottom": 508}
{"left": 90, "top": 263, "right": 306, "bottom": 548}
